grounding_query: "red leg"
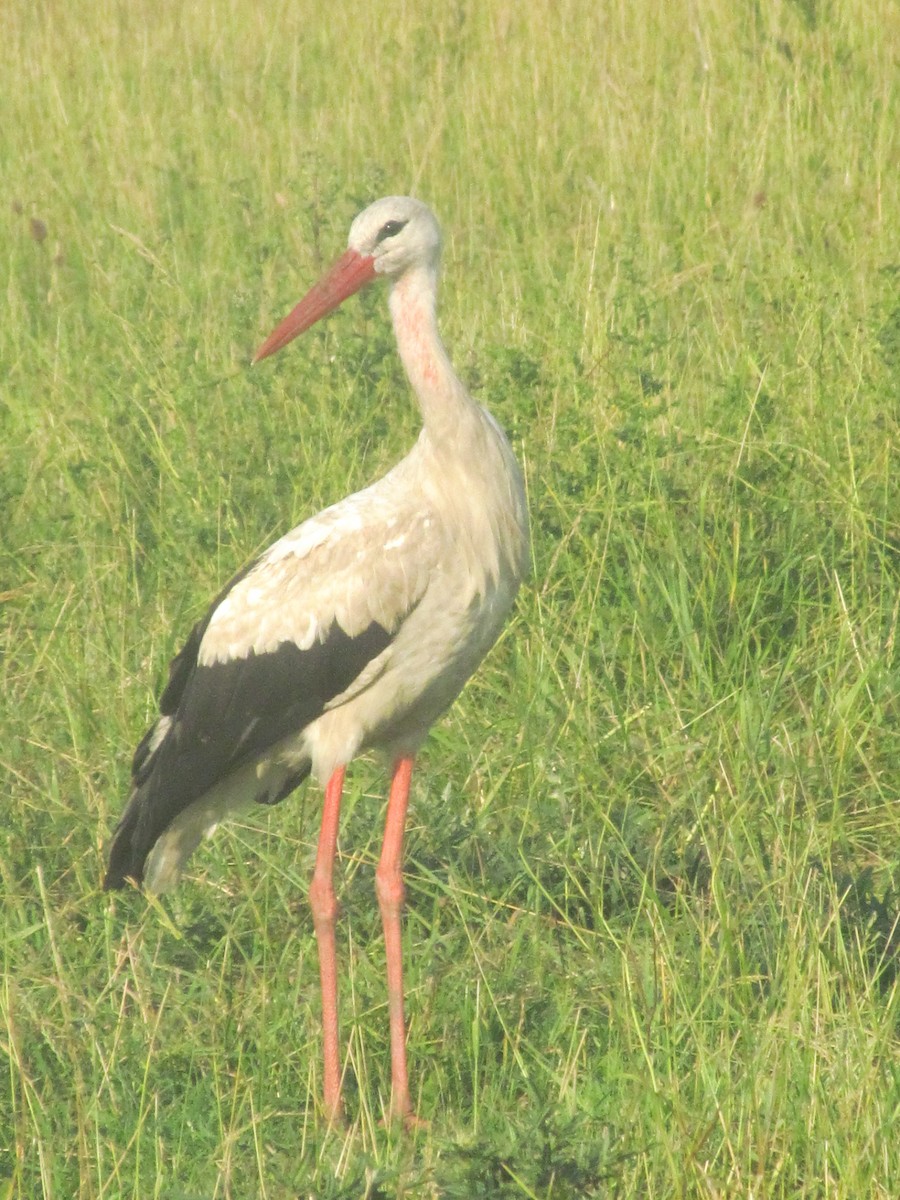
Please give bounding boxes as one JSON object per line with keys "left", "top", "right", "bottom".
{"left": 309, "top": 765, "right": 346, "bottom": 1125}
{"left": 375, "top": 754, "right": 417, "bottom": 1125}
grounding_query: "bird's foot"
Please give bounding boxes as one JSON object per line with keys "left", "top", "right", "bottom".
{"left": 400, "top": 1111, "right": 429, "bottom": 1133}
{"left": 321, "top": 1098, "right": 347, "bottom": 1130}
{"left": 383, "top": 1097, "right": 428, "bottom": 1132}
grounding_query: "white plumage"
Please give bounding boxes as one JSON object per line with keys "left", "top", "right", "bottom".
{"left": 105, "top": 196, "right": 529, "bottom": 1126}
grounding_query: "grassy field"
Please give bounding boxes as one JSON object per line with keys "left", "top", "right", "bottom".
{"left": 2, "top": 0, "right": 899, "bottom": 1195}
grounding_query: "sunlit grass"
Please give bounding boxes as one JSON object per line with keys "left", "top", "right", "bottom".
{"left": 2, "top": 0, "right": 899, "bottom": 1196}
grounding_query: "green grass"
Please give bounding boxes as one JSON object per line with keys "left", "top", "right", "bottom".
{"left": 2, "top": 0, "right": 899, "bottom": 1195}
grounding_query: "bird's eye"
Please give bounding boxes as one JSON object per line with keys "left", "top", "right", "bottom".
{"left": 375, "top": 219, "right": 408, "bottom": 245}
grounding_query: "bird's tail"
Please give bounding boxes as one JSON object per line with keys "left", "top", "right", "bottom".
{"left": 103, "top": 787, "right": 149, "bottom": 890}
{"left": 104, "top": 757, "right": 314, "bottom": 894}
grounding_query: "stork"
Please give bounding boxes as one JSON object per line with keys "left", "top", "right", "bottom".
{"left": 104, "top": 196, "right": 529, "bottom": 1127}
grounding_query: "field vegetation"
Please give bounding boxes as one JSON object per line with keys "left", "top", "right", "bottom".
{"left": 2, "top": 0, "right": 899, "bottom": 1195}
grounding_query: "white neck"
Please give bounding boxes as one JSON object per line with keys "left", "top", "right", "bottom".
{"left": 388, "top": 260, "right": 529, "bottom": 588}
{"left": 388, "top": 264, "right": 479, "bottom": 441}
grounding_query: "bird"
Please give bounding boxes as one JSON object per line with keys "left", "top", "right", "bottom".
{"left": 104, "top": 195, "right": 529, "bottom": 1127}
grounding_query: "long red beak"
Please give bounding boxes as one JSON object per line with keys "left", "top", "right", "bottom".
{"left": 253, "top": 248, "right": 378, "bottom": 364}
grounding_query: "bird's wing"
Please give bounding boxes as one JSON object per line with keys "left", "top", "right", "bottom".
{"left": 105, "top": 490, "right": 440, "bottom": 887}
{"left": 199, "top": 488, "right": 437, "bottom": 666}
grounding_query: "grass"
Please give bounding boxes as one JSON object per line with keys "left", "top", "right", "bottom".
{"left": 2, "top": 0, "right": 899, "bottom": 1194}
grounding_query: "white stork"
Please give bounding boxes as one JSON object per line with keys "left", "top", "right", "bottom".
{"left": 104, "top": 196, "right": 529, "bottom": 1126}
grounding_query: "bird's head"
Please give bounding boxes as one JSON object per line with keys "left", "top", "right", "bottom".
{"left": 348, "top": 196, "right": 442, "bottom": 279}
{"left": 253, "top": 195, "right": 441, "bottom": 364}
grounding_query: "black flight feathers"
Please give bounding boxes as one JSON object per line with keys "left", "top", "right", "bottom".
{"left": 104, "top": 562, "right": 392, "bottom": 889}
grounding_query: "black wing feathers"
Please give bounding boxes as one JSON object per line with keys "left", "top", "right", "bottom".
{"left": 105, "top": 559, "right": 393, "bottom": 889}
{"left": 130, "top": 558, "right": 262, "bottom": 784}
{"left": 169, "top": 622, "right": 392, "bottom": 798}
